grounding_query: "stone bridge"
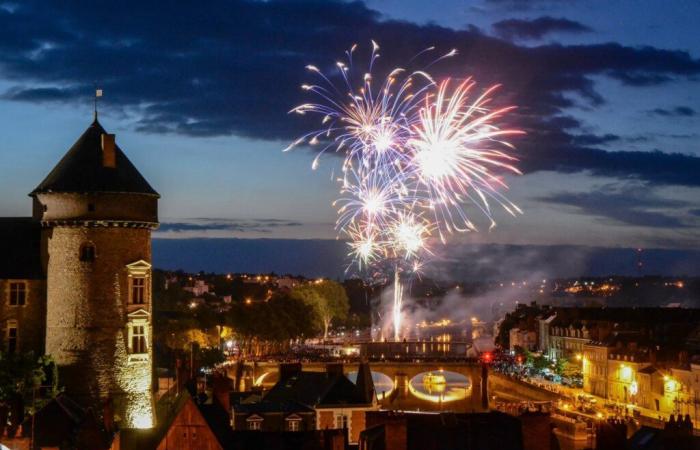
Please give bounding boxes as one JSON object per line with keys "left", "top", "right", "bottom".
{"left": 226, "top": 360, "right": 489, "bottom": 412}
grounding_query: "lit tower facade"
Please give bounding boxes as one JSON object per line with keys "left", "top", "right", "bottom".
{"left": 31, "top": 119, "right": 159, "bottom": 428}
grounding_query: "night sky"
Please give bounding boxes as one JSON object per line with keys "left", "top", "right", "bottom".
{"left": 0, "top": 1, "right": 698, "bottom": 277}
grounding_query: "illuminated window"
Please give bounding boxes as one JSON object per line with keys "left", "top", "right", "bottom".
{"left": 6, "top": 320, "right": 18, "bottom": 353}
{"left": 286, "top": 416, "right": 302, "bottom": 431}
{"left": 80, "top": 243, "right": 96, "bottom": 262}
{"left": 620, "top": 365, "right": 632, "bottom": 381}
{"left": 247, "top": 416, "right": 263, "bottom": 431}
{"left": 131, "top": 277, "right": 146, "bottom": 304}
{"left": 335, "top": 414, "right": 348, "bottom": 429}
{"left": 9, "top": 282, "right": 26, "bottom": 306}
{"left": 131, "top": 325, "right": 147, "bottom": 354}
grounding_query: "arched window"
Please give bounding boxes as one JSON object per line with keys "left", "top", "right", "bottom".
{"left": 80, "top": 243, "right": 96, "bottom": 262}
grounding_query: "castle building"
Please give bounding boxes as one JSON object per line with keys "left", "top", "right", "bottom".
{"left": 0, "top": 118, "right": 159, "bottom": 429}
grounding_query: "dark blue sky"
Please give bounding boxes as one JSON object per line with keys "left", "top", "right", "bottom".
{"left": 0, "top": 0, "right": 699, "bottom": 256}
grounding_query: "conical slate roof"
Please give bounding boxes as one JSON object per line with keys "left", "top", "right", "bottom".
{"left": 31, "top": 119, "right": 158, "bottom": 196}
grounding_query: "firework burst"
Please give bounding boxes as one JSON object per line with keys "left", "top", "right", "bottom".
{"left": 287, "top": 42, "right": 523, "bottom": 340}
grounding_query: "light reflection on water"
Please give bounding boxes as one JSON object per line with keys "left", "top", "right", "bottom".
{"left": 348, "top": 370, "right": 395, "bottom": 400}
{"left": 408, "top": 370, "right": 471, "bottom": 403}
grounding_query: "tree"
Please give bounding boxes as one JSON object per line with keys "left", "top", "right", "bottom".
{"left": 225, "top": 293, "right": 317, "bottom": 356}
{"left": 291, "top": 280, "right": 349, "bottom": 339}
{"left": 197, "top": 347, "right": 225, "bottom": 369}
{"left": 0, "top": 352, "right": 57, "bottom": 436}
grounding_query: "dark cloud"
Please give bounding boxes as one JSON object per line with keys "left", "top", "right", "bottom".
{"left": 158, "top": 218, "right": 303, "bottom": 234}
{"left": 647, "top": 106, "right": 697, "bottom": 117}
{"left": 493, "top": 16, "right": 591, "bottom": 40}
{"left": 481, "top": 0, "right": 580, "bottom": 12}
{"left": 571, "top": 133, "right": 619, "bottom": 146}
{"left": 539, "top": 182, "right": 696, "bottom": 229}
{"left": 1, "top": 86, "right": 76, "bottom": 102}
{"left": 1, "top": 1, "right": 700, "bottom": 186}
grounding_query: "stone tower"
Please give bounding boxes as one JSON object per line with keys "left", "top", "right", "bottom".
{"left": 30, "top": 118, "right": 159, "bottom": 429}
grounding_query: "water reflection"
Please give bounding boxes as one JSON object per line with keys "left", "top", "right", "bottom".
{"left": 348, "top": 370, "right": 395, "bottom": 400}
{"left": 409, "top": 370, "right": 471, "bottom": 403}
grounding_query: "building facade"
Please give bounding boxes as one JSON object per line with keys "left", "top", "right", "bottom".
{"left": 509, "top": 328, "right": 537, "bottom": 352}
{"left": 0, "top": 118, "right": 159, "bottom": 429}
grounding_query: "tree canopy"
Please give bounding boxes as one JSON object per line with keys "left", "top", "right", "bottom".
{"left": 291, "top": 280, "right": 350, "bottom": 339}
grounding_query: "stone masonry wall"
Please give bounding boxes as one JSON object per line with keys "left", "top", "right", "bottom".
{"left": 45, "top": 225, "right": 154, "bottom": 428}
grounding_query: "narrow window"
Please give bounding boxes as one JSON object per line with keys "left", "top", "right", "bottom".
{"left": 131, "top": 325, "right": 147, "bottom": 354}
{"left": 7, "top": 321, "right": 18, "bottom": 353}
{"left": 131, "top": 277, "right": 146, "bottom": 304}
{"left": 9, "top": 282, "right": 26, "bottom": 306}
{"left": 80, "top": 244, "right": 96, "bottom": 262}
{"left": 88, "top": 203, "right": 96, "bottom": 212}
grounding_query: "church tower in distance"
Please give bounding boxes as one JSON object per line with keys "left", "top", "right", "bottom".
{"left": 30, "top": 118, "right": 159, "bottom": 429}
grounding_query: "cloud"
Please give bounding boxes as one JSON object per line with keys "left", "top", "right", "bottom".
{"left": 158, "top": 218, "right": 304, "bottom": 234}
{"left": 539, "top": 182, "right": 697, "bottom": 229}
{"left": 480, "top": 0, "right": 580, "bottom": 12}
{"left": 571, "top": 133, "right": 620, "bottom": 146}
{"left": 493, "top": 16, "right": 592, "bottom": 40}
{"left": 1, "top": 86, "right": 76, "bottom": 102}
{"left": 647, "top": 106, "right": 697, "bottom": 117}
{"left": 1, "top": 1, "right": 700, "bottom": 186}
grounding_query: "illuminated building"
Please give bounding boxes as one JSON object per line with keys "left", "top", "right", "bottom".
{"left": 582, "top": 341, "right": 700, "bottom": 425}
{"left": 0, "top": 118, "right": 159, "bottom": 429}
{"left": 509, "top": 327, "right": 537, "bottom": 351}
{"left": 582, "top": 342, "right": 610, "bottom": 398}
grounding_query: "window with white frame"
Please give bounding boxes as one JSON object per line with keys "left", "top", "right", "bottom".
{"left": 286, "top": 416, "right": 302, "bottom": 431}
{"left": 131, "top": 324, "right": 147, "bottom": 354}
{"left": 247, "top": 416, "right": 263, "bottom": 431}
{"left": 334, "top": 413, "right": 348, "bottom": 429}
{"left": 126, "top": 260, "right": 151, "bottom": 306}
{"left": 9, "top": 282, "right": 26, "bottom": 306}
{"left": 131, "top": 277, "right": 146, "bottom": 304}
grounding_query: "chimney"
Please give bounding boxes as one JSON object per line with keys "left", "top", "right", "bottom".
{"left": 101, "top": 133, "right": 116, "bottom": 168}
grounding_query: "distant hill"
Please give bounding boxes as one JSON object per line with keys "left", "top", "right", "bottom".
{"left": 153, "top": 238, "right": 700, "bottom": 280}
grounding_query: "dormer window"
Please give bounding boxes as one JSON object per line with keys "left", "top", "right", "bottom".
{"left": 80, "top": 243, "right": 96, "bottom": 262}
{"left": 247, "top": 415, "right": 263, "bottom": 431}
{"left": 286, "top": 415, "right": 302, "bottom": 431}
